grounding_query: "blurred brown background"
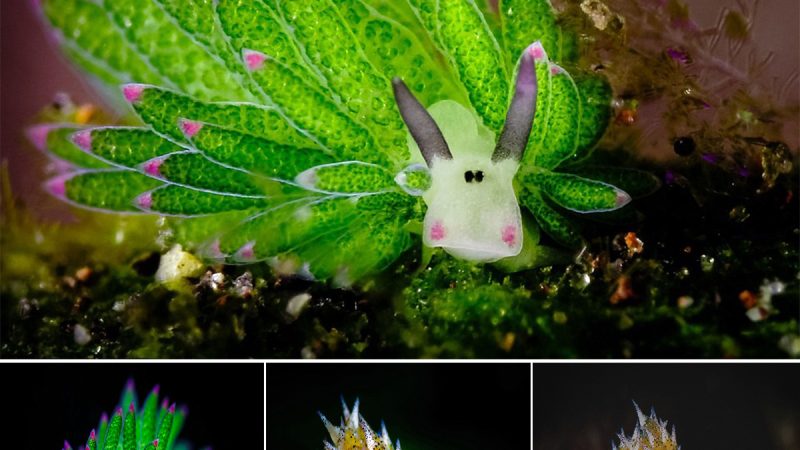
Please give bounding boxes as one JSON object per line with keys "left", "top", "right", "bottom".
{"left": 1, "top": 0, "right": 798, "bottom": 220}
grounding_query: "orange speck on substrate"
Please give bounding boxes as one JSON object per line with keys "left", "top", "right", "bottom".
{"left": 616, "top": 109, "right": 637, "bottom": 125}
{"left": 739, "top": 290, "right": 758, "bottom": 309}
{"left": 215, "top": 296, "right": 230, "bottom": 307}
{"left": 75, "top": 266, "right": 92, "bottom": 282}
{"left": 499, "top": 332, "right": 515, "bottom": 352}
{"left": 624, "top": 232, "right": 644, "bottom": 256}
{"left": 610, "top": 275, "right": 634, "bottom": 304}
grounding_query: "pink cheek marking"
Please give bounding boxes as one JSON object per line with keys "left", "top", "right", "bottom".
{"left": 550, "top": 64, "right": 564, "bottom": 76}
{"left": 122, "top": 84, "right": 145, "bottom": 103}
{"left": 501, "top": 225, "right": 517, "bottom": 247}
{"left": 242, "top": 49, "right": 267, "bottom": 71}
{"left": 143, "top": 158, "right": 164, "bottom": 177}
{"left": 71, "top": 130, "right": 93, "bottom": 152}
{"left": 179, "top": 119, "right": 203, "bottom": 138}
{"left": 430, "top": 221, "right": 446, "bottom": 241}
{"left": 136, "top": 192, "right": 153, "bottom": 210}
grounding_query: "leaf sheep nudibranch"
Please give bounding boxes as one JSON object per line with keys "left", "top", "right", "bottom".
{"left": 613, "top": 401, "right": 680, "bottom": 450}
{"left": 319, "top": 398, "right": 400, "bottom": 450}
{"left": 30, "top": 0, "right": 659, "bottom": 284}
{"left": 62, "top": 379, "right": 189, "bottom": 450}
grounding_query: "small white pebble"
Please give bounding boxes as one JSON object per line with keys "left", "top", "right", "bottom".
{"left": 778, "top": 334, "right": 800, "bottom": 357}
{"left": 155, "top": 244, "right": 205, "bottom": 283}
{"left": 74, "top": 324, "right": 91, "bottom": 346}
{"left": 300, "top": 345, "right": 316, "bottom": 359}
{"left": 745, "top": 306, "right": 768, "bottom": 322}
{"left": 286, "top": 293, "right": 312, "bottom": 319}
{"left": 210, "top": 272, "right": 225, "bottom": 291}
{"left": 761, "top": 279, "right": 785, "bottom": 296}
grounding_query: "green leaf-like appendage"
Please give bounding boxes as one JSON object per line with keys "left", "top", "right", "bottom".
{"left": 499, "top": 0, "right": 578, "bottom": 66}
{"left": 141, "top": 387, "right": 159, "bottom": 444}
{"left": 525, "top": 169, "right": 631, "bottom": 213}
{"left": 296, "top": 162, "right": 396, "bottom": 194}
{"left": 181, "top": 121, "right": 334, "bottom": 181}
{"left": 415, "top": 0, "right": 511, "bottom": 132}
{"left": 125, "top": 86, "right": 311, "bottom": 146}
{"left": 519, "top": 187, "right": 583, "bottom": 248}
{"left": 34, "top": 0, "right": 651, "bottom": 279}
{"left": 122, "top": 406, "right": 137, "bottom": 450}
{"left": 103, "top": 0, "right": 255, "bottom": 102}
{"left": 103, "top": 410, "right": 123, "bottom": 450}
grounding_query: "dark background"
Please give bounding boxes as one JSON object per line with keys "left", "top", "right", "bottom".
{"left": 267, "top": 363, "right": 531, "bottom": 449}
{"left": 4, "top": 363, "right": 264, "bottom": 449}
{"left": 534, "top": 363, "right": 800, "bottom": 450}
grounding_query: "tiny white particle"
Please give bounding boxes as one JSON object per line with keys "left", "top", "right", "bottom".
{"left": 286, "top": 293, "right": 312, "bottom": 319}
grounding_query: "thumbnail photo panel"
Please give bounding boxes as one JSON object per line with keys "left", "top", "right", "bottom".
{"left": 533, "top": 363, "right": 799, "bottom": 450}
{"left": 4, "top": 362, "right": 264, "bottom": 450}
{"left": 266, "top": 362, "right": 531, "bottom": 449}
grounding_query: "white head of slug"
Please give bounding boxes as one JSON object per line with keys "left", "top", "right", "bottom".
{"left": 393, "top": 43, "right": 538, "bottom": 263}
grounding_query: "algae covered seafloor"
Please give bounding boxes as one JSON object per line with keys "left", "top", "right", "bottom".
{"left": 2, "top": 0, "right": 799, "bottom": 358}
{"left": 1, "top": 149, "right": 798, "bottom": 358}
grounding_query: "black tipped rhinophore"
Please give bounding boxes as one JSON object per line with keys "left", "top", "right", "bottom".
{"left": 392, "top": 78, "right": 452, "bottom": 167}
{"left": 492, "top": 46, "right": 538, "bottom": 162}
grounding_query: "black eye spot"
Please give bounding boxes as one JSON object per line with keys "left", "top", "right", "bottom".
{"left": 475, "top": 171, "right": 484, "bottom": 182}
{"left": 464, "top": 171, "right": 474, "bottom": 183}
{"left": 673, "top": 136, "right": 695, "bottom": 156}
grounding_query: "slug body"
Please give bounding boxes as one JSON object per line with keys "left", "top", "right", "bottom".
{"left": 29, "top": 0, "right": 658, "bottom": 283}
{"left": 319, "top": 398, "right": 400, "bottom": 450}
{"left": 63, "top": 380, "right": 187, "bottom": 450}
{"left": 614, "top": 402, "right": 680, "bottom": 450}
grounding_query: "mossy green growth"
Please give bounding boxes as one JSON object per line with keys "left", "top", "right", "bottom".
{"left": 63, "top": 380, "right": 189, "bottom": 450}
